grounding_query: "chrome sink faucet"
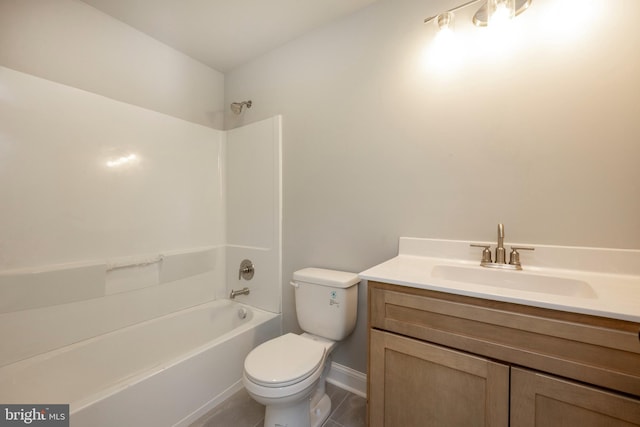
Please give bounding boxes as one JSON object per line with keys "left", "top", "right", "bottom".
{"left": 496, "top": 223, "right": 506, "bottom": 264}
{"left": 471, "top": 224, "right": 534, "bottom": 270}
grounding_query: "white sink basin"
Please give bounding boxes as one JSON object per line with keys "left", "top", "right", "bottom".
{"left": 431, "top": 265, "right": 597, "bottom": 298}
{"left": 359, "top": 238, "right": 640, "bottom": 322}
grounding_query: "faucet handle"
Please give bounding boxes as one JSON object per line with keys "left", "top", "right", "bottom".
{"left": 509, "top": 246, "right": 535, "bottom": 268}
{"left": 238, "top": 259, "right": 255, "bottom": 280}
{"left": 470, "top": 244, "right": 492, "bottom": 264}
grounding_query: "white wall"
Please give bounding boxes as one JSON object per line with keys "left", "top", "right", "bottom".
{"left": 0, "top": 0, "right": 225, "bottom": 128}
{"left": 0, "top": 0, "right": 229, "bottom": 366}
{"left": 0, "top": 67, "right": 226, "bottom": 366}
{"left": 225, "top": 0, "right": 640, "bottom": 373}
{"left": 0, "top": 67, "right": 225, "bottom": 272}
{"left": 226, "top": 116, "right": 282, "bottom": 314}
{"left": 0, "top": 1, "right": 288, "bottom": 373}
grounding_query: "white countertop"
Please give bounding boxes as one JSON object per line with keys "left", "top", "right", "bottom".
{"left": 359, "top": 238, "right": 640, "bottom": 323}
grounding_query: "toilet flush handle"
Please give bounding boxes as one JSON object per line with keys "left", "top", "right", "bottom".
{"left": 289, "top": 281, "right": 299, "bottom": 288}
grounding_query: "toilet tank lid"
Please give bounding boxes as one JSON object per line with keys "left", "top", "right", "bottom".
{"left": 293, "top": 268, "right": 360, "bottom": 288}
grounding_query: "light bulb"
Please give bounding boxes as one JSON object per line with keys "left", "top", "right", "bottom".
{"left": 424, "top": 12, "right": 463, "bottom": 73}
{"left": 487, "top": 0, "right": 515, "bottom": 26}
{"left": 436, "top": 12, "right": 455, "bottom": 33}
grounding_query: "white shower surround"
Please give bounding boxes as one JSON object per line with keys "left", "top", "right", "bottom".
{"left": 0, "top": 66, "right": 283, "bottom": 423}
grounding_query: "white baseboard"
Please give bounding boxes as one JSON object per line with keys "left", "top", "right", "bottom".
{"left": 326, "top": 362, "right": 367, "bottom": 398}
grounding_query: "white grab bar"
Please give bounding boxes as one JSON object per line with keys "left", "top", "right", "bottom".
{"left": 107, "top": 255, "right": 164, "bottom": 271}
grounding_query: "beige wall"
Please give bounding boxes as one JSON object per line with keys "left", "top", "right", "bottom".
{"left": 0, "top": 0, "right": 225, "bottom": 128}
{"left": 225, "top": 0, "right": 640, "bottom": 373}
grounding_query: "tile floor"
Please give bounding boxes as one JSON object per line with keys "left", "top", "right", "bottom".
{"left": 190, "top": 382, "right": 366, "bottom": 427}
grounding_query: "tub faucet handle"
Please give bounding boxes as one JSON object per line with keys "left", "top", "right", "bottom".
{"left": 238, "top": 259, "right": 254, "bottom": 280}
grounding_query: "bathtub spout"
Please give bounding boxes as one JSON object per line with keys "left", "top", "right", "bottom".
{"left": 230, "top": 287, "right": 250, "bottom": 299}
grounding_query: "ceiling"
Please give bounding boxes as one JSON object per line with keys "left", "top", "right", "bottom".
{"left": 79, "top": 0, "right": 379, "bottom": 72}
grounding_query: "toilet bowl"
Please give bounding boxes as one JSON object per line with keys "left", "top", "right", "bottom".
{"left": 242, "top": 268, "right": 360, "bottom": 427}
{"left": 243, "top": 333, "right": 336, "bottom": 427}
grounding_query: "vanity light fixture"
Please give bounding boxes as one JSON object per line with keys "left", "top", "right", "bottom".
{"left": 473, "top": 0, "right": 532, "bottom": 26}
{"left": 424, "top": 0, "right": 475, "bottom": 29}
{"left": 487, "top": 0, "right": 517, "bottom": 24}
{"left": 436, "top": 11, "right": 455, "bottom": 33}
{"left": 424, "top": 0, "right": 532, "bottom": 28}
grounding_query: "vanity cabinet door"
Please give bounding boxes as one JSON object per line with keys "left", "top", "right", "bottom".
{"left": 511, "top": 368, "right": 640, "bottom": 427}
{"left": 369, "top": 329, "right": 509, "bottom": 427}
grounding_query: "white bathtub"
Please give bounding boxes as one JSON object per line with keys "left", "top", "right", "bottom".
{"left": 0, "top": 299, "right": 280, "bottom": 427}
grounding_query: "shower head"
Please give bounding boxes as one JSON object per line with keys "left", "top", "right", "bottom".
{"left": 230, "top": 100, "right": 252, "bottom": 115}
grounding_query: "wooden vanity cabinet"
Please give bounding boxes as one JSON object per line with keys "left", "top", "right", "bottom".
{"left": 370, "top": 329, "right": 510, "bottom": 426}
{"left": 511, "top": 368, "right": 640, "bottom": 427}
{"left": 367, "top": 281, "right": 640, "bottom": 427}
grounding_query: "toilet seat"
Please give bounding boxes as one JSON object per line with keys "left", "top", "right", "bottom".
{"left": 244, "top": 333, "right": 327, "bottom": 388}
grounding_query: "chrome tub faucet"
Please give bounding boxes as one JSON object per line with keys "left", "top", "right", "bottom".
{"left": 230, "top": 287, "right": 250, "bottom": 299}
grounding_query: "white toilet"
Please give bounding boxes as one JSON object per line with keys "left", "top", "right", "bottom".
{"left": 243, "top": 268, "right": 360, "bottom": 427}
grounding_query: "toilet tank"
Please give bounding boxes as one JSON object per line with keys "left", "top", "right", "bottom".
{"left": 292, "top": 268, "right": 360, "bottom": 341}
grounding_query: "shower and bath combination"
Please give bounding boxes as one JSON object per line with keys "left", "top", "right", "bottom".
{"left": 230, "top": 100, "right": 252, "bottom": 114}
